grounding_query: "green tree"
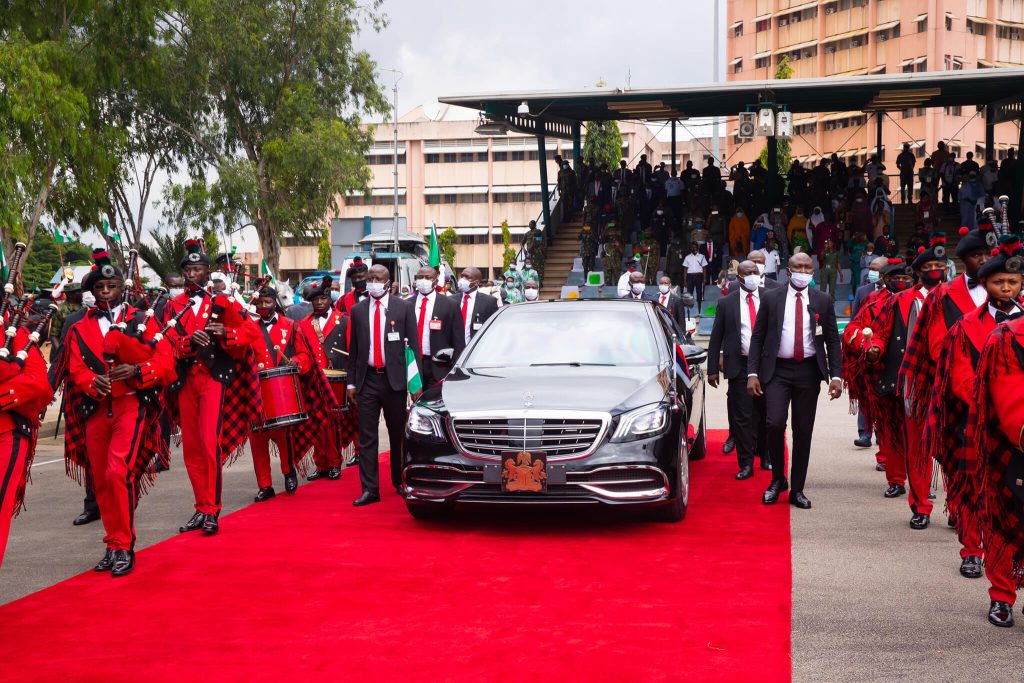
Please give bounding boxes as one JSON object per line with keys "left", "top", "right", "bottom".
{"left": 136, "top": 225, "right": 189, "bottom": 282}
{"left": 582, "top": 120, "right": 623, "bottom": 172}
{"left": 500, "top": 220, "right": 516, "bottom": 272}
{"left": 157, "top": 0, "right": 390, "bottom": 274}
{"left": 21, "top": 229, "right": 92, "bottom": 290}
{"left": 438, "top": 227, "right": 458, "bottom": 269}
{"left": 318, "top": 230, "right": 332, "bottom": 269}
{"left": 757, "top": 57, "right": 794, "bottom": 178}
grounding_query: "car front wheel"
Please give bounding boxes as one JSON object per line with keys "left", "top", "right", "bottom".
{"left": 657, "top": 434, "right": 689, "bottom": 522}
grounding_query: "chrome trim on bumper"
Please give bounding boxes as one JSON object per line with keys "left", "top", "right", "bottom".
{"left": 446, "top": 409, "right": 611, "bottom": 462}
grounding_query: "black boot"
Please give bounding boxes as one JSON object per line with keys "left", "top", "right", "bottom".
{"left": 284, "top": 471, "right": 298, "bottom": 494}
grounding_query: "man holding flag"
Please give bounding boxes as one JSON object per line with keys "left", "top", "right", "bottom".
{"left": 345, "top": 264, "right": 421, "bottom": 506}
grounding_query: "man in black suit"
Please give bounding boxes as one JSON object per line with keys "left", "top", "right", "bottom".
{"left": 655, "top": 275, "right": 688, "bottom": 326}
{"left": 747, "top": 253, "right": 843, "bottom": 509}
{"left": 345, "top": 265, "right": 421, "bottom": 506}
{"left": 746, "top": 250, "right": 781, "bottom": 290}
{"left": 708, "top": 261, "right": 771, "bottom": 479}
{"left": 452, "top": 267, "right": 498, "bottom": 344}
{"left": 621, "top": 271, "right": 657, "bottom": 301}
{"left": 411, "top": 266, "right": 465, "bottom": 387}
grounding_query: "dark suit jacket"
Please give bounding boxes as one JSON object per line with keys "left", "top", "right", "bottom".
{"left": 411, "top": 292, "right": 466, "bottom": 361}
{"left": 851, "top": 282, "right": 879, "bottom": 317}
{"left": 450, "top": 291, "right": 498, "bottom": 340}
{"left": 747, "top": 285, "right": 842, "bottom": 384}
{"left": 620, "top": 292, "right": 658, "bottom": 302}
{"left": 708, "top": 287, "right": 765, "bottom": 380}
{"left": 762, "top": 277, "right": 782, "bottom": 290}
{"left": 345, "top": 295, "right": 421, "bottom": 393}
{"left": 655, "top": 292, "right": 688, "bottom": 326}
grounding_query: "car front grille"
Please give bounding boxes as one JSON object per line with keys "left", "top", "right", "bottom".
{"left": 450, "top": 414, "right": 607, "bottom": 460}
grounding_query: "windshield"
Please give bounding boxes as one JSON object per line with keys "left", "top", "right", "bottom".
{"left": 463, "top": 306, "right": 661, "bottom": 369}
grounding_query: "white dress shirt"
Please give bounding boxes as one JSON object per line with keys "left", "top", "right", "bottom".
{"left": 967, "top": 275, "right": 987, "bottom": 306}
{"left": 366, "top": 293, "right": 390, "bottom": 365}
{"left": 778, "top": 285, "right": 816, "bottom": 360}
{"left": 682, "top": 253, "right": 708, "bottom": 273}
{"left": 97, "top": 305, "right": 124, "bottom": 337}
{"left": 460, "top": 290, "right": 477, "bottom": 345}
{"left": 415, "top": 291, "right": 436, "bottom": 355}
{"left": 739, "top": 288, "right": 760, "bottom": 356}
{"left": 190, "top": 293, "right": 204, "bottom": 316}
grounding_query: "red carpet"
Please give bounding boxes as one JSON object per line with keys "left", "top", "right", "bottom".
{"left": 0, "top": 431, "right": 790, "bottom": 682}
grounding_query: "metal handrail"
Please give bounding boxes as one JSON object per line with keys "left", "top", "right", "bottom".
{"left": 512, "top": 184, "right": 560, "bottom": 268}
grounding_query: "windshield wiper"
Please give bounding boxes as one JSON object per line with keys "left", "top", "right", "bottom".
{"left": 529, "top": 362, "right": 615, "bottom": 367}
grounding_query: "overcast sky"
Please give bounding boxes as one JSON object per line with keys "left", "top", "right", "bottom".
{"left": 357, "top": 0, "right": 726, "bottom": 126}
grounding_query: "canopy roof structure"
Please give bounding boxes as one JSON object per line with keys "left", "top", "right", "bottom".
{"left": 440, "top": 68, "right": 1024, "bottom": 136}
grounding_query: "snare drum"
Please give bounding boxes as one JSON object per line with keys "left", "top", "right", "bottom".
{"left": 254, "top": 365, "right": 308, "bottom": 431}
{"left": 324, "top": 368, "right": 349, "bottom": 412}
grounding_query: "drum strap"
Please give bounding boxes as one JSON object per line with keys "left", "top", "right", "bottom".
{"left": 259, "top": 324, "right": 280, "bottom": 366}
{"left": 311, "top": 317, "right": 331, "bottom": 369}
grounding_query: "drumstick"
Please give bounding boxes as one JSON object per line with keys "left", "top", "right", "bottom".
{"left": 330, "top": 346, "right": 349, "bottom": 356}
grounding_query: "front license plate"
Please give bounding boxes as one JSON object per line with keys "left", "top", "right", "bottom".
{"left": 501, "top": 451, "right": 547, "bottom": 492}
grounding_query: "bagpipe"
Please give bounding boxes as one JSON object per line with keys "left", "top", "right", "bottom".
{"left": 0, "top": 242, "right": 27, "bottom": 325}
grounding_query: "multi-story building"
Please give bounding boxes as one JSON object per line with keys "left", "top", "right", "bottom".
{"left": 726, "top": 0, "right": 1023, "bottom": 169}
{"left": 329, "top": 106, "right": 714, "bottom": 279}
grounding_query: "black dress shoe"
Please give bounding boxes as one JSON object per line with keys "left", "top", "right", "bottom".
{"left": 344, "top": 454, "right": 358, "bottom": 467}
{"left": 722, "top": 436, "right": 736, "bottom": 454}
{"left": 254, "top": 487, "right": 276, "bottom": 503}
{"left": 989, "top": 601, "right": 1014, "bottom": 627}
{"left": 884, "top": 484, "right": 906, "bottom": 498}
{"left": 960, "top": 556, "right": 983, "bottom": 578}
{"left": 854, "top": 437, "right": 872, "bottom": 448}
{"left": 910, "top": 513, "right": 930, "bottom": 530}
{"left": 353, "top": 491, "right": 381, "bottom": 507}
{"left": 875, "top": 462, "right": 886, "bottom": 472}
{"left": 789, "top": 491, "right": 812, "bottom": 509}
{"left": 202, "top": 513, "right": 219, "bottom": 535}
{"left": 306, "top": 469, "right": 327, "bottom": 481}
{"left": 327, "top": 467, "right": 342, "bottom": 480}
{"left": 759, "top": 456, "right": 772, "bottom": 471}
{"left": 111, "top": 550, "right": 135, "bottom": 577}
{"left": 762, "top": 479, "right": 789, "bottom": 505}
{"left": 179, "top": 512, "right": 205, "bottom": 533}
{"left": 284, "top": 471, "right": 298, "bottom": 494}
{"left": 73, "top": 509, "right": 100, "bottom": 526}
{"left": 94, "top": 550, "right": 115, "bottom": 572}
{"left": 736, "top": 465, "right": 754, "bottom": 480}
{"left": 947, "top": 516, "right": 957, "bottom": 528}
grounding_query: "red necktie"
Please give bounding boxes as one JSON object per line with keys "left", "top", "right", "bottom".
{"left": 793, "top": 291, "right": 804, "bottom": 361}
{"left": 418, "top": 296, "right": 428, "bottom": 350}
{"left": 372, "top": 301, "right": 384, "bottom": 368}
{"left": 660, "top": 294, "right": 666, "bottom": 306}
{"left": 462, "top": 293, "right": 470, "bottom": 321}
{"left": 747, "top": 292, "right": 757, "bottom": 328}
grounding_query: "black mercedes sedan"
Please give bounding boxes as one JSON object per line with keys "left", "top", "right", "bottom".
{"left": 402, "top": 299, "right": 707, "bottom": 522}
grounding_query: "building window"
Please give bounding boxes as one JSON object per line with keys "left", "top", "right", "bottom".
{"left": 366, "top": 153, "right": 405, "bottom": 165}
{"left": 917, "top": 17, "right": 927, "bottom": 33}
{"left": 345, "top": 194, "right": 407, "bottom": 206}
{"left": 443, "top": 152, "right": 457, "bottom": 163}
{"left": 527, "top": 150, "right": 558, "bottom": 161}
{"left": 944, "top": 54, "right": 963, "bottom": 70}
{"left": 493, "top": 151, "right": 508, "bottom": 162}
{"left": 945, "top": 14, "right": 953, "bottom": 30}
{"left": 733, "top": 59, "right": 743, "bottom": 74}
{"left": 755, "top": 56, "right": 770, "bottom": 69}
{"left": 755, "top": 19, "right": 769, "bottom": 32}
{"left": 916, "top": 58, "right": 928, "bottom": 72}
{"left": 944, "top": 105, "right": 963, "bottom": 116}
{"left": 967, "top": 19, "right": 987, "bottom": 36}
{"left": 734, "top": 22, "right": 743, "bottom": 37}
{"left": 425, "top": 153, "right": 440, "bottom": 163}
{"left": 997, "top": 26, "right": 1024, "bottom": 41}
{"left": 511, "top": 150, "right": 525, "bottom": 161}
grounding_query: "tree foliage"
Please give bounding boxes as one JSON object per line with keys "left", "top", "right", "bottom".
{"left": 21, "top": 230, "right": 92, "bottom": 290}
{"left": 136, "top": 224, "right": 189, "bottom": 282}
{"left": 438, "top": 227, "right": 458, "bottom": 268}
{"left": 758, "top": 57, "right": 793, "bottom": 177}
{"left": 500, "top": 220, "right": 516, "bottom": 272}
{"left": 582, "top": 120, "right": 623, "bottom": 172}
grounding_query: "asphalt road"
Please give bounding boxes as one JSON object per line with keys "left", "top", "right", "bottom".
{"left": 3, "top": 382, "right": 1023, "bottom": 680}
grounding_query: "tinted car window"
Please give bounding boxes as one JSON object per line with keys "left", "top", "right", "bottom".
{"left": 463, "top": 307, "right": 660, "bottom": 368}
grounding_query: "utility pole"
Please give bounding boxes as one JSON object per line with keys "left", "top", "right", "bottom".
{"left": 381, "top": 68, "right": 403, "bottom": 255}
{"left": 712, "top": 0, "right": 721, "bottom": 166}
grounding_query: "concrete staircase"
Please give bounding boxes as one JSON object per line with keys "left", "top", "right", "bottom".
{"left": 539, "top": 218, "right": 584, "bottom": 299}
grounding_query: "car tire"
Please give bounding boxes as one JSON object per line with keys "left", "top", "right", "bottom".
{"left": 657, "top": 438, "right": 689, "bottom": 523}
{"left": 688, "top": 403, "right": 707, "bottom": 461}
{"left": 406, "top": 501, "right": 454, "bottom": 520}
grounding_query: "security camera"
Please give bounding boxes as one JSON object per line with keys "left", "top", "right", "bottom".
{"left": 517, "top": 101, "right": 530, "bottom": 115}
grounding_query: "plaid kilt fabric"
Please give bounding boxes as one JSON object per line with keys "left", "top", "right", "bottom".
{"left": 863, "top": 294, "right": 908, "bottom": 455}
{"left": 842, "top": 291, "right": 890, "bottom": 418}
{"left": 898, "top": 287, "right": 946, "bottom": 422}
{"left": 219, "top": 348, "right": 263, "bottom": 467}
{"left": 973, "top": 324, "right": 1024, "bottom": 589}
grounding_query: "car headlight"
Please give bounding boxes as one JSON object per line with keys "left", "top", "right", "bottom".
{"left": 407, "top": 405, "right": 446, "bottom": 439}
{"left": 611, "top": 404, "right": 669, "bottom": 442}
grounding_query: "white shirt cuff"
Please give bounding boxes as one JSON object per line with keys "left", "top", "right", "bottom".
{"left": 747, "top": 373, "right": 758, "bottom": 378}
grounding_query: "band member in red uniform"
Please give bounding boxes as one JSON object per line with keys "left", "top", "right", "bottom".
{"left": 299, "top": 276, "right": 358, "bottom": 480}
{"left": 865, "top": 249, "right": 946, "bottom": 525}
{"left": 928, "top": 239, "right": 1024, "bottom": 583}
{"left": 335, "top": 257, "right": 369, "bottom": 316}
{"left": 0, "top": 307, "right": 55, "bottom": 567}
{"left": 973, "top": 293, "right": 1024, "bottom": 626}
{"left": 61, "top": 249, "right": 173, "bottom": 576}
{"left": 163, "top": 240, "right": 261, "bottom": 535}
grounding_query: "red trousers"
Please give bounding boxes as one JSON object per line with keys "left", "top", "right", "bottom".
{"left": 988, "top": 548, "right": 1018, "bottom": 605}
{"left": 0, "top": 430, "right": 30, "bottom": 567}
{"left": 251, "top": 430, "right": 292, "bottom": 489}
{"left": 955, "top": 507, "right": 983, "bottom": 559}
{"left": 904, "top": 416, "right": 933, "bottom": 515}
{"left": 312, "top": 422, "right": 341, "bottom": 471}
{"left": 179, "top": 369, "right": 226, "bottom": 515}
{"left": 85, "top": 395, "right": 145, "bottom": 551}
{"left": 876, "top": 423, "right": 907, "bottom": 487}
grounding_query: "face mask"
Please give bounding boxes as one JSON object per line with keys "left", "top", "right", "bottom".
{"left": 789, "top": 272, "right": 813, "bottom": 289}
{"left": 457, "top": 278, "right": 472, "bottom": 293}
{"left": 866, "top": 270, "right": 881, "bottom": 284}
{"left": 524, "top": 288, "right": 539, "bottom": 301}
{"left": 736, "top": 211, "right": 743, "bottom": 216}
{"left": 505, "top": 281, "right": 516, "bottom": 288}
{"left": 742, "top": 275, "right": 760, "bottom": 291}
{"left": 630, "top": 282, "right": 645, "bottom": 295}
{"left": 415, "top": 278, "right": 434, "bottom": 295}
{"left": 168, "top": 287, "right": 184, "bottom": 298}
{"left": 921, "top": 270, "right": 945, "bottom": 286}
{"left": 258, "top": 307, "right": 275, "bottom": 319}
{"left": 330, "top": 290, "right": 341, "bottom": 302}
{"left": 82, "top": 292, "right": 96, "bottom": 307}
{"left": 366, "top": 281, "right": 388, "bottom": 299}
{"left": 756, "top": 264, "right": 766, "bottom": 275}
{"left": 658, "top": 284, "right": 670, "bottom": 294}
{"left": 887, "top": 280, "right": 910, "bottom": 293}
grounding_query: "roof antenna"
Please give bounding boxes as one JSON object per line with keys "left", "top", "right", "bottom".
{"left": 626, "top": 66, "right": 632, "bottom": 90}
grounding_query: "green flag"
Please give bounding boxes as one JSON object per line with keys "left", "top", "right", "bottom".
{"left": 54, "top": 226, "right": 70, "bottom": 244}
{"left": 428, "top": 221, "right": 440, "bottom": 268}
{"left": 405, "top": 342, "right": 422, "bottom": 394}
{"left": 261, "top": 258, "right": 276, "bottom": 284}
{"left": 0, "top": 246, "right": 6, "bottom": 283}
{"left": 101, "top": 214, "right": 121, "bottom": 242}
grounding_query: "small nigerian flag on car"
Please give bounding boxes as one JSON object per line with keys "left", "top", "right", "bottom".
{"left": 405, "top": 341, "right": 422, "bottom": 394}
{"left": 675, "top": 342, "right": 692, "bottom": 388}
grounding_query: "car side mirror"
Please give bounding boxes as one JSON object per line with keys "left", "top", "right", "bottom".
{"left": 680, "top": 292, "right": 696, "bottom": 308}
{"left": 432, "top": 348, "right": 456, "bottom": 368}
{"left": 683, "top": 346, "right": 707, "bottom": 366}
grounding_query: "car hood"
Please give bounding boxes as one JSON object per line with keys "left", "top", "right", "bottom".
{"left": 440, "top": 365, "right": 667, "bottom": 415}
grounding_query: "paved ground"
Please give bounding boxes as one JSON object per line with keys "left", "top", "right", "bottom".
{"left": 3, "top": 377, "right": 1024, "bottom": 679}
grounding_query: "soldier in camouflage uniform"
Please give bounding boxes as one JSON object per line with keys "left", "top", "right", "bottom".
{"left": 639, "top": 229, "right": 661, "bottom": 285}
{"left": 616, "top": 190, "right": 636, "bottom": 238}
{"left": 582, "top": 197, "right": 599, "bottom": 233}
{"left": 523, "top": 220, "right": 546, "bottom": 275}
{"left": 602, "top": 232, "right": 624, "bottom": 289}
{"left": 578, "top": 225, "right": 599, "bottom": 274}
{"left": 665, "top": 233, "right": 687, "bottom": 287}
